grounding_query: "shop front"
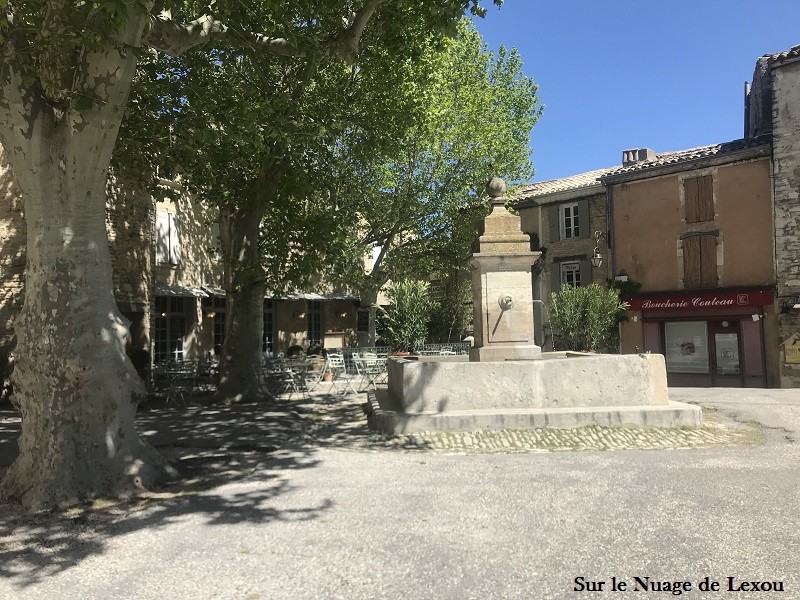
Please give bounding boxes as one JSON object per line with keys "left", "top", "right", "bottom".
{"left": 626, "top": 288, "right": 775, "bottom": 388}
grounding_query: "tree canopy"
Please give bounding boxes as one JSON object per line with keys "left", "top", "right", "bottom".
{"left": 0, "top": 0, "right": 507, "bottom": 508}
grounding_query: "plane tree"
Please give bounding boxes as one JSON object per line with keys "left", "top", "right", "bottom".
{"left": 326, "top": 21, "right": 542, "bottom": 343}
{"left": 0, "top": 0, "right": 501, "bottom": 509}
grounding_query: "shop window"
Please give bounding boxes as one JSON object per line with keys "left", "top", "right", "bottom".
{"left": 156, "top": 210, "right": 181, "bottom": 265}
{"left": 154, "top": 296, "right": 186, "bottom": 362}
{"left": 684, "top": 175, "right": 714, "bottom": 224}
{"left": 664, "top": 321, "right": 709, "bottom": 374}
{"left": 683, "top": 233, "right": 717, "bottom": 289}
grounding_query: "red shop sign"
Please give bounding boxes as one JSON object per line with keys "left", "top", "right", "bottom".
{"left": 626, "top": 290, "right": 773, "bottom": 312}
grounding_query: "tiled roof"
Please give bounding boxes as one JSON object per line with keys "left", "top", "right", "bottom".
{"left": 764, "top": 44, "right": 800, "bottom": 64}
{"left": 512, "top": 167, "right": 615, "bottom": 201}
{"left": 601, "top": 135, "right": 772, "bottom": 179}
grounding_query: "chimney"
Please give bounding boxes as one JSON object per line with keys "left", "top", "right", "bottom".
{"left": 622, "top": 148, "right": 656, "bottom": 167}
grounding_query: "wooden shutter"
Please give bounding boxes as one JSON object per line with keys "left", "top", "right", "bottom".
{"left": 700, "top": 234, "right": 717, "bottom": 287}
{"left": 156, "top": 210, "right": 170, "bottom": 264}
{"left": 549, "top": 205, "right": 560, "bottom": 242}
{"left": 684, "top": 175, "right": 714, "bottom": 223}
{"left": 577, "top": 199, "right": 590, "bottom": 238}
{"left": 697, "top": 175, "right": 714, "bottom": 221}
{"left": 550, "top": 263, "right": 561, "bottom": 295}
{"left": 169, "top": 213, "right": 181, "bottom": 265}
{"left": 579, "top": 260, "right": 592, "bottom": 287}
{"left": 683, "top": 236, "right": 701, "bottom": 288}
{"left": 684, "top": 177, "right": 699, "bottom": 224}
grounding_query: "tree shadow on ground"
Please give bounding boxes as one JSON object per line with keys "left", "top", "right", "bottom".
{"left": 0, "top": 389, "right": 431, "bottom": 590}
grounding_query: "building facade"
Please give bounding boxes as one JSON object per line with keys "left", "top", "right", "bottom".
{"left": 514, "top": 169, "right": 614, "bottom": 350}
{"left": 511, "top": 44, "right": 800, "bottom": 388}
{"left": 0, "top": 161, "right": 362, "bottom": 386}
{"left": 601, "top": 139, "right": 779, "bottom": 387}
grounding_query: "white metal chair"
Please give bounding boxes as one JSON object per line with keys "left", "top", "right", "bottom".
{"left": 328, "top": 353, "right": 358, "bottom": 396}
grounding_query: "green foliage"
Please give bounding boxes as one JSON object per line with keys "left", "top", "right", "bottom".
{"left": 376, "top": 279, "right": 436, "bottom": 351}
{"left": 549, "top": 284, "right": 629, "bottom": 353}
{"left": 328, "top": 20, "right": 542, "bottom": 297}
{"left": 428, "top": 273, "right": 472, "bottom": 342}
{"left": 607, "top": 277, "right": 643, "bottom": 297}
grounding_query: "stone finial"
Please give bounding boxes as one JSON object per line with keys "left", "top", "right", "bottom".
{"left": 485, "top": 176, "right": 507, "bottom": 199}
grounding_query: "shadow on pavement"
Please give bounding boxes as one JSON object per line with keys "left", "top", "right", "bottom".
{"left": 0, "top": 389, "right": 427, "bottom": 589}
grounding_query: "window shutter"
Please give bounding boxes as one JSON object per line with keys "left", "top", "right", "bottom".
{"left": 169, "top": 213, "right": 181, "bottom": 265}
{"left": 577, "top": 199, "right": 590, "bottom": 238}
{"left": 697, "top": 175, "right": 714, "bottom": 221}
{"left": 549, "top": 205, "right": 560, "bottom": 243}
{"left": 550, "top": 263, "right": 561, "bottom": 295}
{"left": 684, "top": 177, "right": 699, "bottom": 224}
{"left": 700, "top": 234, "right": 717, "bottom": 287}
{"left": 683, "top": 236, "right": 701, "bottom": 288}
{"left": 579, "top": 260, "right": 592, "bottom": 287}
{"left": 156, "top": 210, "right": 170, "bottom": 265}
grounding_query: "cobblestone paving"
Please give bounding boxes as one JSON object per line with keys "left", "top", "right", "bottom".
{"left": 297, "top": 388, "right": 764, "bottom": 454}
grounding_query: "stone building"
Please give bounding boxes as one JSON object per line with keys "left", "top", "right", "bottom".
{"left": 600, "top": 138, "right": 778, "bottom": 388}
{"left": 513, "top": 168, "right": 614, "bottom": 350}
{"left": 512, "top": 43, "right": 800, "bottom": 388}
{"left": 746, "top": 45, "right": 800, "bottom": 387}
{"left": 0, "top": 156, "right": 361, "bottom": 385}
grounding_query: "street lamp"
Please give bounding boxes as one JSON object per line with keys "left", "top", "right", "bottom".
{"left": 590, "top": 230, "right": 605, "bottom": 268}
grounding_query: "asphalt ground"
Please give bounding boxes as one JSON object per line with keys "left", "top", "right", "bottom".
{"left": 0, "top": 387, "right": 799, "bottom": 600}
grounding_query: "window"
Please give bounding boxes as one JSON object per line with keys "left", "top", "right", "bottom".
{"left": 561, "top": 262, "right": 581, "bottom": 287}
{"left": 683, "top": 233, "right": 717, "bottom": 289}
{"left": 560, "top": 203, "right": 580, "bottom": 239}
{"left": 549, "top": 200, "right": 588, "bottom": 243}
{"left": 664, "top": 321, "right": 709, "bottom": 374}
{"left": 202, "top": 296, "right": 226, "bottom": 355}
{"left": 684, "top": 175, "right": 714, "bottom": 224}
{"left": 154, "top": 296, "right": 186, "bottom": 362}
{"left": 263, "top": 300, "right": 275, "bottom": 354}
{"left": 156, "top": 210, "right": 181, "bottom": 265}
{"left": 307, "top": 300, "right": 322, "bottom": 346}
{"left": 551, "top": 260, "right": 591, "bottom": 293}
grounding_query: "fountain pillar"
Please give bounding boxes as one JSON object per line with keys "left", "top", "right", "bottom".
{"left": 469, "top": 177, "right": 542, "bottom": 362}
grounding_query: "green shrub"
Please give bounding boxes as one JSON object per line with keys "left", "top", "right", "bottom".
{"left": 549, "top": 283, "right": 628, "bottom": 352}
{"left": 376, "top": 279, "right": 436, "bottom": 352}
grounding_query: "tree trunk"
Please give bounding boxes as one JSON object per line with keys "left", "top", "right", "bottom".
{"left": 215, "top": 203, "right": 267, "bottom": 403}
{"left": 0, "top": 16, "right": 170, "bottom": 509}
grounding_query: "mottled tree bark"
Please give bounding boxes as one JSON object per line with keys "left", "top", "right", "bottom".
{"left": 215, "top": 203, "right": 267, "bottom": 403}
{"left": 0, "top": 13, "right": 170, "bottom": 509}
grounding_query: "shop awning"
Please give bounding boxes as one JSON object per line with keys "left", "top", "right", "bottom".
{"left": 153, "top": 283, "right": 208, "bottom": 298}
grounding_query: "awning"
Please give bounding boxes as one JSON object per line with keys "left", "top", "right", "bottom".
{"left": 277, "top": 291, "right": 359, "bottom": 301}
{"left": 202, "top": 285, "right": 227, "bottom": 297}
{"left": 153, "top": 283, "right": 208, "bottom": 298}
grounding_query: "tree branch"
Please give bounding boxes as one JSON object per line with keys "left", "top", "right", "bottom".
{"left": 145, "top": 11, "right": 299, "bottom": 57}
{"left": 145, "top": 1, "right": 382, "bottom": 64}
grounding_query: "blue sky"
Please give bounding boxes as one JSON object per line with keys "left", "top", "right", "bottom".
{"left": 473, "top": 1, "right": 800, "bottom": 182}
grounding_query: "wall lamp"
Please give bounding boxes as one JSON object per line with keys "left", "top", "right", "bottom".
{"left": 293, "top": 311, "right": 306, "bottom": 319}
{"left": 590, "top": 231, "right": 606, "bottom": 268}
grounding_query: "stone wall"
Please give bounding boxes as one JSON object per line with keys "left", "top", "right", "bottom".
{"left": 771, "top": 57, "right": 800, "bottom": 387}
{"left": 0, "top": 153, "right": 25, "bottom": 387}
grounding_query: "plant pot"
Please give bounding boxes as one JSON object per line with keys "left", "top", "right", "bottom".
{"left": 391, "top": 351, "right": 411, "bottom": 357}
{"left": 323, "top": 371, "right": 333, "bottom": 382}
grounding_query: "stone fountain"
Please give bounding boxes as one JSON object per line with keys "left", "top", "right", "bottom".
{"left": 366, "top": 178, "right": 701, "bottom": 434}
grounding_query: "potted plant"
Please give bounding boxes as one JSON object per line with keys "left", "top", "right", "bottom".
{"left": 375, "top": 279, "right": 436, "bottom": 354}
